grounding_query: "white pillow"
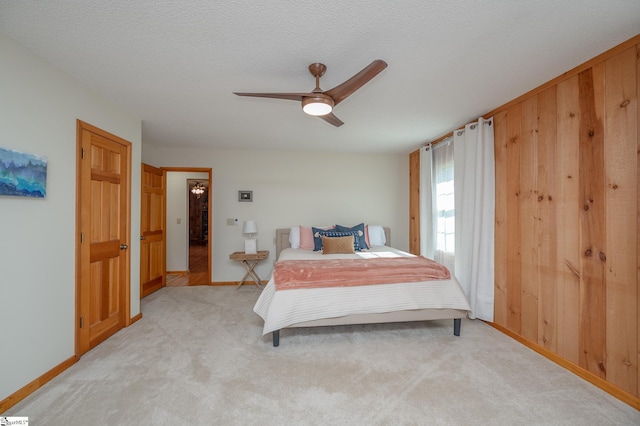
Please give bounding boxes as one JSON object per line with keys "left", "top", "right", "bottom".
{"left": 289, "top": 226, "right": 301, "bottom": 249}
{"left": 367, "top": 225, "right": 386, "bottom": 246}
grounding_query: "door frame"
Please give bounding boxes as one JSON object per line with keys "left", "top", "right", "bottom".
{"left": 75, "top": 120, "right": 132, "bottom": 357}
{"left": 186, "top": 178, "right": 209, "bottom": 254}
{"left": 162, "top": 167, "right": 212, "bottom": 284}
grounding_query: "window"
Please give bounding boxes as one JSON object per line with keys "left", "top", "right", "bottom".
{"left": 434, "top": 157, "right": 454, "bottom": 255}
{"left": 429, "top": 140, "right": 455, "bottom": 272}
{"left": 420, "top": 139, "right": 456, "bottom": 272}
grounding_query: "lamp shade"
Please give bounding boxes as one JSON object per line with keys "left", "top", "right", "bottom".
{"left": 243, "top": 220, "right": 257, "bottom": 234}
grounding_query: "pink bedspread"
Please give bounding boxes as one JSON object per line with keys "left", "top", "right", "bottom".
{"left": 273, "top": 257, "right": 451, "bottom": 290}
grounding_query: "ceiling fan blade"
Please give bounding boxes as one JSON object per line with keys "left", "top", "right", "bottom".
{"left": 318, "top": 112, "right": 344, "bottom": 127}
{"left": 233, "top": 92, "right": 313, "bottom": 102}
{"left": 324, "top": 60, "right": 387, "bottom": 106}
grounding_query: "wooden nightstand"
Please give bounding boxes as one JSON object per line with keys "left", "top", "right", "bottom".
{"left": 229, "top": 250, "right": 269, "bottom": 289}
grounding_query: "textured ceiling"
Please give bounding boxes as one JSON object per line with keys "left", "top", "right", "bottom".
{"left": 1, "top": 1, "right": 639, "bottom": 154}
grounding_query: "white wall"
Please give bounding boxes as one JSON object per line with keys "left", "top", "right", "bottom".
{"left": 166, "top": 171, "right": 209, "bottom": 271}
{"left": 0, "top": 29, "right": 408, "bottom": 405}
{"left": 0, "top": 33, "right": 141, "bottom": 402}
{"left": 143, "top": 147, "right": 409, "bottom": 283}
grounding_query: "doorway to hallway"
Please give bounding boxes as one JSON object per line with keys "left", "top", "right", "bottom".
{"left": 164, "top": 168, "right": 212, "bottom": 287}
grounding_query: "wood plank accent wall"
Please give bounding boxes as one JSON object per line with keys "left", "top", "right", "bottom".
{"left": 409, "top": 34, "right": 640, "bottom": 406}
{"left": 493, "top": 39, "right": 639, "bottom": 399}
{"left": 409, "top": 150, "right": 420, "bottom": 255}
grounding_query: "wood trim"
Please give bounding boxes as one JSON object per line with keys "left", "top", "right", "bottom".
{"left": 488, "top": 322, "right": 640, "bottom": 411}
{"left": 162, "top": 167, "right": 168, "bottom": 295}
{"left": 161, "top": 167, "right": 212, "bottom": 173}
{"left": 161, "top": 167, "right": 213, "bottom": 286}
{"left": 425, "top": 34, "right": 640, "bottom": 148}
{"left": 0, "top": 356, "right": 77, "bottom": 413}
{"left": 130, "top": 313, "right": 143, "bottom": 325}
{"left": 75, "top": 121, "right": 83, "bottom": 357}
{"left": 484, "top": 34, "right": 640, "bottom": 119}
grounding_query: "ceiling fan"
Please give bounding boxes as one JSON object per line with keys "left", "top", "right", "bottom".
{"left": 233, "top": 60, "right": 387, "bottom": 127}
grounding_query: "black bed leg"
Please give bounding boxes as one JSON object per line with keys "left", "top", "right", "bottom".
{"left": 273, "top": 330, "right": 280, "bottom": 347}
{"left": 453, "top": 318, "right": 461, "bottom": 336}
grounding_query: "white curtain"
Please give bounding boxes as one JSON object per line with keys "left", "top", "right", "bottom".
{"left": 453, "top": 117, "right": 495, "bottom": 321}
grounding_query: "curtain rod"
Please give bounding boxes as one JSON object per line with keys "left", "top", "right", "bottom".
{"left": 424, "top": 136, "right": 452, "bottom": 151}
{"left": 425, "top": 116, "right": 493, "bottom": 148}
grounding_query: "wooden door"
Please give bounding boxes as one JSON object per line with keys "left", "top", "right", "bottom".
{"left": 140, "top": 163, "right": 165, "bottom": 297}
{"left": 76, "top": 120, "right": 131, "bottom": 355}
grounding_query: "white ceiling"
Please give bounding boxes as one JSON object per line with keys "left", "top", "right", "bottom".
{"left": 1, "top": 1, "right": 639, "bottom": 154}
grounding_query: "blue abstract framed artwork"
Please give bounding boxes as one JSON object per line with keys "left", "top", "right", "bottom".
{"left": 0, "top": 147, "right": 47, "bottom": 198}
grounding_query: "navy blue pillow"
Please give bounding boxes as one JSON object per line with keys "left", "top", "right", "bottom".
{"left": 335, "top": 223, "right": 369, "bottom": 250}
{"left": 311, "top": 227, "right": 334, "bottom": 251}
{"left": 312, "top": 227, "right": 364, "bottom": 251}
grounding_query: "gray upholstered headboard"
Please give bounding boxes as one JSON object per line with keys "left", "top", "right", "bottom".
{"left": 275, "top": 227, "right": 391, "bottom": 260}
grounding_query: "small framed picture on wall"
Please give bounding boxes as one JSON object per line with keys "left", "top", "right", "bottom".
{"left": 238, "top": 190, "right": 253, "bottom": 202}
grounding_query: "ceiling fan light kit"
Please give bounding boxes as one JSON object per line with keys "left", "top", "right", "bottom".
{"left": 301, "top": 96, "right": 333, "bottom": 116}
{"left": 234, "top": 59, "right": 387, "bottom": 127}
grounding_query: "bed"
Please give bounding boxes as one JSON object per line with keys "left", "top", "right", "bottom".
{"left": 253, "top": 227, "right": 471, "bottom": 346}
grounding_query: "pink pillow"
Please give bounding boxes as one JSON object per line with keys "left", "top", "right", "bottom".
{"left": 300, "top": 225, "right": 335, "bottom": 250}
{"left": 299, "top": 226, "right": 315, "bottom": 250}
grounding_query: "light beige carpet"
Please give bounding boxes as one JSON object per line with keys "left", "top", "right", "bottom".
{"left": 5, "top": 286, "right": 639, "bottom": 425}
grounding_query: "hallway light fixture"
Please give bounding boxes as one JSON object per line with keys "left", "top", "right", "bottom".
{"left": 191, "top": 182, "right": 206, "bottom": 198}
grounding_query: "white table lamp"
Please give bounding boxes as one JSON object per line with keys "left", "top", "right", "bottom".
{"left": 243, "top": 220, "right": 258, "bottom": 254}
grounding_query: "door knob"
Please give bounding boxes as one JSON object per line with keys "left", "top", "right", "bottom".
{"left": 140, "top": 235, "right": 146, "bottom": 240}
{"left": 120, "top": 244, "right": 129, "bottom": 250}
